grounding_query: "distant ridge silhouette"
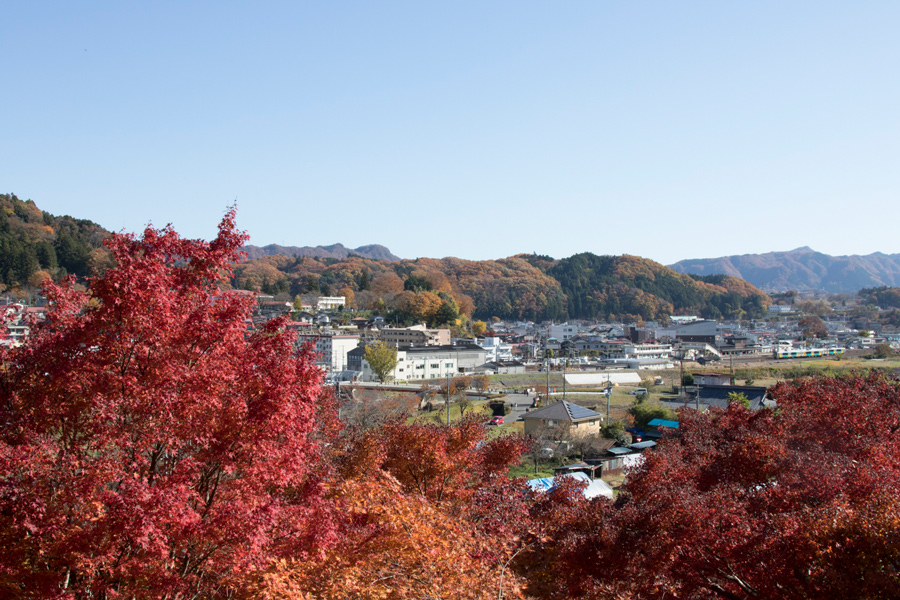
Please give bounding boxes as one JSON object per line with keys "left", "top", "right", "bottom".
{"left": 242, "top": 243, "right": 400, "bottom": 262}
{"left": 670, "top": 249, "right": 900, "bottom": 293}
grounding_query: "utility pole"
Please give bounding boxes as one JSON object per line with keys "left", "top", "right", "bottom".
{"left": 563, "top": 358, "right": 567, "bottom": 401}
{"left": 546, "top": 356, "right": 550, "bottom": 405}
{"left": 605, "top": 374, "right": 611, "bottom": 424}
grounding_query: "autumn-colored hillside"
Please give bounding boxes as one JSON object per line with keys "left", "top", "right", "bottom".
{"left": 231, "top": 250, "right": 770, "bottom": 322}
{"left": 0, "top": 194, "right": 768, "bottom": 321}
{"left": 0, "top": 194, "right": 111, "bottom": 294}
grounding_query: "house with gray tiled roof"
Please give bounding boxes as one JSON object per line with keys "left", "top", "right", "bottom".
{"left": 522, "top": 400, "right": 603, "bottom": 436}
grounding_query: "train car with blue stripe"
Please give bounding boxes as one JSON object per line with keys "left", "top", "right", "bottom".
{"left": 774, "top": 347, "right": 844, "bottom": 359}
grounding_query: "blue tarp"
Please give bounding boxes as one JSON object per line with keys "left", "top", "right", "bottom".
{"left": 526, "top": 472, "right": 614, "bottom": 500}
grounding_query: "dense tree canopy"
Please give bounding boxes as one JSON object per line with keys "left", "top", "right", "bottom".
{"left": 860, "top": 285, "right": 900, "bottom": 309}
{"left": 0, "top": 193, "right": 109, "bottom": 293}
{"left": 0, "top": 211, "right": 336, "bottom": 599}
{"left": 534, "top": 373, "right": 900, "bottom": 599}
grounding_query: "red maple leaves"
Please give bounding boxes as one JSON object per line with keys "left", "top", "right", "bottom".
{"left": 536, "top": 373, "right": 900, "bottom": 599}
{"left": 0, "top": 211, "right": 333, "bottom": 599}
{"left": 3, "top": 210, "right": 899, "bottom": 599}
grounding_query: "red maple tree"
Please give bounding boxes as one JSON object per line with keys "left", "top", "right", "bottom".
{"left": 0, "top": 212, "right": 336, "bottom": 599}
{"left": 535, "top": 372, "right": 900, "bottom": 599}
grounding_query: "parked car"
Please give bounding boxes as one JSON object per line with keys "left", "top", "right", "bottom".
{"left": 630, "top": 388, "right": 648, "bottom": 395}
{"left": 489, "top": 416, "right": 504, "bottom": 426}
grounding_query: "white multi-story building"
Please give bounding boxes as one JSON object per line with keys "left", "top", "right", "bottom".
{"left": 549, "top": 323, "right": 578, "bottom": 342}
{"left": 361, "top": 348, "right": 458, "bottom": 382}
{"left": 297, "top": 332, "right": 359, "bottom": 374}
{"left": 379, "top": 323, "right": 451, "bottom": 347}
{"left": 479, "top": 336, "right": 513, "bottom": 362}
{"left": 622, "top": 343, "right": 673, "bottom": 360}
{"left": 316, "top": 296, "right": 346, "bottom": 311}
{"left": 361, "top": 343, "right": 487, "bottom": 382}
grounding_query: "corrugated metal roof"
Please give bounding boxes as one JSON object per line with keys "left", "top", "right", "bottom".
{"left": 629, "top": 440, "right": 657, "bottom": 450}
{"left": 606, "top": 447, "right": 633, "bottom": 455}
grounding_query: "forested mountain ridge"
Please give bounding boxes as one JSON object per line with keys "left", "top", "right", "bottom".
{"left": 670, "top": 247, "right": 900, "bottom": 293}
{"left": 231, "top": 250, "right": 770, "bottom": 322}
{"left": 0, "top": 193, "right": 110, "bottom": 293}
{"left": 541, "top": 253, "right": 767, "bottom": 321}
{"left": 0, "top": 194, "right": 768, "bottom": 321}
{"left": 243, "top": 242, "right": 400, "bottom": 262}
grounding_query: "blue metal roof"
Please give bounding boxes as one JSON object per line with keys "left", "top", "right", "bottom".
{"left": 648, "top": 418, "right": 679, "bottom": 428}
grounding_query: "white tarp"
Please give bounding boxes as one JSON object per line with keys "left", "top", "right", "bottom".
{"left": 564, "top": 372, "right": 642, "bottom": 386}
{"left": 526, "top": 472, "right": 614, "bottom": 500}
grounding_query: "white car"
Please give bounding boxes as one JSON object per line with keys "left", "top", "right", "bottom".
{"left": 630, "top": 388, "right": 648, "bottom": 395}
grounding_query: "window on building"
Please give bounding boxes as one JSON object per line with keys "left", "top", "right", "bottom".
{"left": 431, "top": 363, "right": 439, "bottom": 369}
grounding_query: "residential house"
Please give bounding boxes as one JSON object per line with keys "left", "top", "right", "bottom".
{"left": 522, "top": 401, "right": 603, "bottom": 436}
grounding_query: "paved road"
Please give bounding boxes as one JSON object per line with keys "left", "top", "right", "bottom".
{"left": 500, "top": 392, "right": 535, "bottom": 423}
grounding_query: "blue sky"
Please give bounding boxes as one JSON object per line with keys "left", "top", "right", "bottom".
{"left": 3, "top": 2, "right": 899, "bottom": 264}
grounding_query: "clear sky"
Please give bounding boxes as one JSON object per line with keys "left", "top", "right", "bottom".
{"left": 3, "top": 2, "right": 899, "bottom": 264}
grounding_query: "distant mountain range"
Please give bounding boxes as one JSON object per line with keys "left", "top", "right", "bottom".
{"left": 242, "top": 243, "right": 400, "bottom": 262}
{"left": 6, "top": 192, "right": 897, "bottom": 315}
{"left": 669, "top": 247, "right": 900, "bottom": 293}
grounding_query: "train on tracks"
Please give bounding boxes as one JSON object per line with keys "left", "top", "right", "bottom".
{"left": 774, "top": 347, "right": 844, "bottom": 360}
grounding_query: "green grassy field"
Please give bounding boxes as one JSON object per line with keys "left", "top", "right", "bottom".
{"left": 412, "top": 401, "right": 490, "bottom": 425}
{"left": 508, "top": 462, "right": 555, "bottom": 479}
